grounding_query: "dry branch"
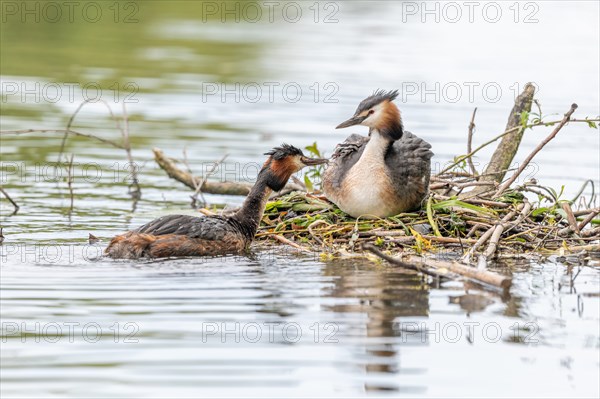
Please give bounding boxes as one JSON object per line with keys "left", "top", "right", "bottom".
{"left": 462, "top": 208, "right": 518, "bottom": 261}
{"left": 484, "top": 201, "right": 532, "bottom": 259}
{"left": 272, "top": 234, "right": 312, "bottom": 252}
{"left": 474, "top": 83, "right": 535, "bottom": 195}
{"left": 192, "top": 154, "right": 229, "bottom": 207}
{"left": 153, "top": 148, "right": 253, "bottom": 195}
{"left": 153, "top": 147, "right": 306, "bottom": 197}
{"left": 494, "top": 103, "right": 578, "bottom": 197}
{"left": 467, "top": 107, "right": 478, "bottom": 176}
{"left": 363, "top": 244, "right": 512, "bottom": 290}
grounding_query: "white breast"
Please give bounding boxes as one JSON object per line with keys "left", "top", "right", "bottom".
{"left": 336, "top": 133, "right": 398, "bottom": 218}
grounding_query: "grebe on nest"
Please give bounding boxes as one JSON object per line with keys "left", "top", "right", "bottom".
{"left": 323, "top": 90, "right": 433, "bottom": 218}
{"left": 106, "top": 145, "right": 327, "bottom": 259}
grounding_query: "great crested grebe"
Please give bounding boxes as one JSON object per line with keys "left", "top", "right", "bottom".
{"left": 106, "top": 145, "right": 327, "bottom": 259}
{"left": 323, "top": 90, "right": 433, "bottom": 218}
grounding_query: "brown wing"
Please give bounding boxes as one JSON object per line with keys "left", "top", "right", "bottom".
{"left": 105, "top": 214, "right": 246, "bottom": 259}
{"left": 135, "top": 214, "right": 233, "bottom": 240}
{"left": 105, "top": 231, "right": 246, "bottom": 259}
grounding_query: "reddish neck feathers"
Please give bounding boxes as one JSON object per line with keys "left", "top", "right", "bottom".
{"left": 374, "top": 101, "right": 403, "bottom": 141}
{"left": 263, "top": 157, "right": 296, "bottom": 191}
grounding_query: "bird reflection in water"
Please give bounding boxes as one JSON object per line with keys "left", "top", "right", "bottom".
{"left": 322, "top": 258, "right": 430, "bottom": 394}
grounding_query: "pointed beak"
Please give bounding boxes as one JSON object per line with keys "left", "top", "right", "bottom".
{"left": 336, "top": 114, "right": 366, "bottom": 129}
{"left": 301, "top": 156, "right": 329, "bottom": 166}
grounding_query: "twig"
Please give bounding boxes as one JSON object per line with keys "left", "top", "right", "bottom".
{"left": 363, "top": 244, "right": 511, "bottom": 290}
{"left": 494, "top": 103, "right": 578, "bottom": 197}
{"left": 560, "top": 208, "right": 600, "bottom": 236}
{"left": 57, "top": 99, "right": 129, "bottom": 161}
{"left": 58, "top": 101, "right": 90, "bottom": 163}
{"left": 66, "top": 154, "right": 75, "bottom": 212}
{"left": 518, "top": 184, "right": 558, "bottom": 203}
{"left": 362, "top": 244, "right": 433, "bottom": 276}
{"left": 437, "top": 117, "right": 598, "bottom": 176}
{"left": 552, "top": 244, "right": 600, "bottom": 254}
{"left": 1, "top": 129, "right": 124, "bottom": 149}
{"left": 198, "top": 208, "right": 217, "bottom": 216}
{"left": 463, "top": 209, "right": 518, "bottom": 261}
{"left": 271, "top": 234, "right": 312, "bottom": 252}
{"left": 438, "top": 125, "right": 522, "bottom": 175}
{"left": 407, "top": 255, "right": 512, "bottom": 289}
{"left": 182, "top": 147, "right": 194, "bottom": 176}
{"left": 505, "top": 200, "right": 532, "bottom": 235}
{"left": 154, "top": 147, "right": 305, "bottom": 198}
{"left": 573, "top": 207, "right": 600, "bottom": 217}
{"left": 153, "top": 148, "right": 253, "bottom": 195}
{"left": 121, "top": 103, "right": 141, "bottom": 199}
{"left": 581, "top": 227, "right": 600, "bottom": 238}
{"left": 0, "top": 187, "right": 20, "bottom": 214}
{"left": 578, "top": 209, "right": 600, "bottom": 231}
{"left": 467, "top": 107, "right": 478, "bottom": 175}
{"left": 571, "top": 179, "right": 595, "bottom": 207}
{"left": 389, "top": 235, "right": 478, "bottom": 245}
{"left": 433, "top": 194, "right": 510, "bottom": 208}
{"left": 561, "top": 202, "right": 580, "bottom": 234}
{"left": 192, "top": 154, "right": 229, "bottom": 208}
{"left": 484, "top": 201, "right": 531, "bottom": 259}
{"left": 307, "top": 219, "right": 329, "bottom": 246}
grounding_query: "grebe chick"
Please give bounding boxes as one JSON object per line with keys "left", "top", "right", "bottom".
{"left": 323, "top": 90, "right": 433, "bottom": 218}
{"left": 106, "top": 145, "right": 327, "bottom": 259}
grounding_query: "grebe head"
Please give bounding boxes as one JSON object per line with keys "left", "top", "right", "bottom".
{"left": 261, "top": 144, "right": 328, "bottom": 191}
{"left": 336, "top": 90, "right": 403, "bottom": 140}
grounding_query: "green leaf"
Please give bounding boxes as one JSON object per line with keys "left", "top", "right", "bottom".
{"left": 520, "top": 110, "right": 530, "bottom": 127}
{"left": 586, "top": 120, "right": 598, "bottom": 129}
{"left": 305, "top": 141, "right": 321, "bottom": 157}
{"left": 426, "top": 196, "right": 442, "bottom": 237}
{"left": 432, "top": 198, "right": 497, "bottom": 216}
{"left": 555, "top": 209, "right": 568, "bottom": 219}
{"left": 303, "top": 175, "right": 313, "bottom": 192}
{"left": 532, "top": 207, "right": 550, "bottom": 217}
{"left": 291, "top": 203, "right": 331, "bottom": 212}
{"left": 265, "top": 200, "right": 292, "bottom": 212}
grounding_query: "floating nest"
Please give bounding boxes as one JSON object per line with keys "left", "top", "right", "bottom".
{"left": 255, "top": 187, "right": 600, "bottom": 260}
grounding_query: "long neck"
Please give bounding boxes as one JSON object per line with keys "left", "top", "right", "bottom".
{"left": 363, "top": 128, "right": 394, "bottom": 160}
{"left": 230, "top": 175, "right": 272, "bottom": 240}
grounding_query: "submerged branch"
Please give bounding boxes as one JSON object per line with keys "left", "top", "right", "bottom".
{"left": 0, "top": 187, "right": 20, "bottom": 215}
{"left": 364, "top": 244, "right": 512, "bottom": 290}
{"left": 153, "top": 147, "right": 306, "bottom": 198}
{"left": 153, "top": 148, "right": 253, "bottom": 196}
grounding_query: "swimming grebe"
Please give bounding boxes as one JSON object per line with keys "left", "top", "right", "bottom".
{"left": 323, "top": 90, "right": 433, "bottom": 218}
{"left": 105, "top": 145, "right": 327, "bottom": 259}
